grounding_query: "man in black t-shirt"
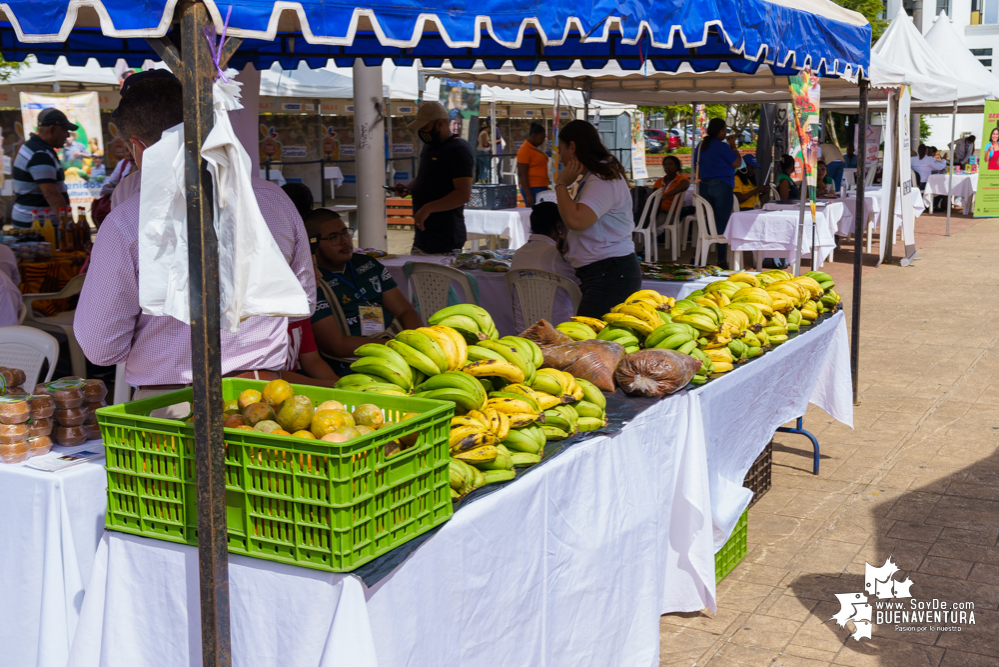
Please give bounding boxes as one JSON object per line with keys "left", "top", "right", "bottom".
{"left": 395, "top": 101, "right": 474, "bottom": 254}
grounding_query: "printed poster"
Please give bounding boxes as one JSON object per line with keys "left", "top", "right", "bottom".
{"left": 439, "top": 79, "right": 481, "bottom": 145}
{"left": 788, "top": 68, "right": 821, "bottom": 271}
{"left": 630, "top": 111, "right": 649, "bottom": 180}
{"left": 973, "top": 99, "right": 999, "bottom": 217}
{"left": 20, "top": 91, "right": 105, "bottom": 207}
{"left": 878, "top": 91, "right": 895, "bottom": 265}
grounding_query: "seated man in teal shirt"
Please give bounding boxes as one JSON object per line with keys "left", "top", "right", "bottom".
{"left": 307, "top": 209, "right": 422, "bottom": 362}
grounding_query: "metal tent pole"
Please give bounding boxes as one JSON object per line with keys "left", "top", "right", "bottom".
{"left": 490, "top": 101, "right": 498, "bottom": 184}
{"left": 851, "top": 82, "right": 868, "bottom": 406}
{"left": 947, "top": 101, "right": 956, "bottom": 236}
{"left": 150, "top": 2, "right": 240, "bottom": 664}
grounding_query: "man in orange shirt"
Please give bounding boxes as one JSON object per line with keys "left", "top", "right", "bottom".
{"left": 516, "top": 123, "right": 549, "bottom": 207}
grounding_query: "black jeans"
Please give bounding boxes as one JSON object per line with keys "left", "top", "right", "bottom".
{"left": 574, "top": 253, "right": 642, "bottom": 318}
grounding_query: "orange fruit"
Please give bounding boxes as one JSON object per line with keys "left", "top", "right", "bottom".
{"left": 237, "top": 389, "right": 262, "bottom": 411}
{"left": 262, "top": 379, "right": 294, "bottom": 407}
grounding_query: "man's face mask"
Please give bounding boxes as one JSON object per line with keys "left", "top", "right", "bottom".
{"left": 419, "top": 124, "right": 442, "bottom": 144}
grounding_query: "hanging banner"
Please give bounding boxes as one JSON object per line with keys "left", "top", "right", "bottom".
{"left": 897, "top": 87, "right": 916, "bottom": 259}
{"left": 878, "top": 92, "right": 896, "bottom": 265}
{"left": 630, "top": 111, "right": 649, "bottom": 180}
{"left": 694, "top": 105, "right": 708, "bottom": 138}
{"left": 787, "top": 107, "right": 804, "bottom": 182}
{"left": 973, "top": 100, "right": 999, "bottom": 217}
{"left": 439, "top": 78, "right": 480, "bottom": 145}
{"left": 20, "top": 91, "right": 105, "bottom": 207}
{"left": 788, "top": 69, "right": 821, "bottom": 272}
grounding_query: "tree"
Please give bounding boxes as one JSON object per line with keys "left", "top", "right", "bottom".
{"left": 835, "top": 0, "right": 888, "bottom": 41}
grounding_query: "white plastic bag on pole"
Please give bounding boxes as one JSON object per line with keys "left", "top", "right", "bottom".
{"left": 202, "top": 69, "right": 309, "bottom": 332}
{"left": 137, "top": 69, "right": 309, "bottom": 333}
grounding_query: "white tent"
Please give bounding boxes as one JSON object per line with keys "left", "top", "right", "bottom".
{"left": 873, "top": 8, "right": 990, "bottom": 111}
{"left": 923, "top": 13, "right": 999, "bottom": 102}
{"left": 3, "top": 55, "right": 120, "bottom": 88}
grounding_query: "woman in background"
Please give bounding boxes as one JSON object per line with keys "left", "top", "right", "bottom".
{"left": 694, "top": 118, "right": 743, "bottom": 269}
{"left": 553, "top": 120, "right": 640, "bottom": 318}
{"left": 777, "top": 155, "right": 801, "bottom": 201}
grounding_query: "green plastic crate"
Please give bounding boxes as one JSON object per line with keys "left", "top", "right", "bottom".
{"left": 97, "top": 378, "right": 454, "bottom": 572}
{"left": 715, "top": 510, "right": 748, "bottom": 583}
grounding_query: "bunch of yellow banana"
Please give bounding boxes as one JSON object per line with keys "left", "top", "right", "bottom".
{"left": 485, "top": 391, "right": 542, "bottom": 428}
{"left": 728, "top": 272, "right": 760, "bottom": 287}
{"left": 766, "top": 280, "right": 811, "bottom": 308}
{"left": 415, "top": 326, "right": 468, "bottom": 371}
{"left": 762, "top": 311, "right": 790, "bottom": 345}
{"left": 755, "top": 269, "right": 794, "bottom": 287}
{"left": 799, "top": 299, "right": 819, "bottom": 323}
{"left": 569, "top": 316, "right": 606, "bottom": 333}
{"left": 728, "top": 287, "right": 775, "bottom": 316}
{"left": 786, "top": 308, "right": 802, "bottom": 331}
{"left": 428, "top": 304, "right": 498, "bottom": 344}
{"left": 542, "top": 404, "right": 579, "bottom": 440}
{"left": 465, "top": 337, "right": 537, "bottom": 384}
{"left": 602, "top": 299, "right": 664, "bottom": 338}
{"left": 704, "top": 347, "right": 735, "bottom": 374}
{"left": 725, "top": 302, "right": 766, "bottom": 331}
{"left": 529, "top": 368, "right": 584, "bottom": 404}
{"left": 556, "top": 321, "right": 598, "bottom": 341}
{"left": 625, "top": 289, "right": 675, "bottom": 311}
{"left": 792, "top": 275, "right": 824, "bottom": 299}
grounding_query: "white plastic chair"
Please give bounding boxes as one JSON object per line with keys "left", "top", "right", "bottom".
{"left": 658, "top": 192, "right": 684, "bottom": 261}
{"left": 406, "top": 262, "right": 479, "bottom": 325}
{"left": 0, "top": 325, "right": 58, "bottom": 389}
{"left": 633, "top": 188, "right": 663, "bottom": 262}
{"left": 692, "top": 194, "right": 729, "bottom": 267}
{"left": 21, "top": 273, "right": 88, "bottom": 378}
{"left": 864, "top": 164, "right": 877, "bottom": 186}
{"left": 843, "top": 169, "right": 857, "bottom": 191}
{"left": 504, "top": 269, "right": 582, "bottom": 326}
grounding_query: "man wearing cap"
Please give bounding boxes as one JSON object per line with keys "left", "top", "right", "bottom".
{"left": 395, "top": 101, "right": 474, "bottom": 255}
{"left": 11, "top": 108, "right": 74, "bottom": 228}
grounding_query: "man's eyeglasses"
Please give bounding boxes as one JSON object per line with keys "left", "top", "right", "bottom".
{"left": 320, "top": 228, "right": 355, "bottom": 243}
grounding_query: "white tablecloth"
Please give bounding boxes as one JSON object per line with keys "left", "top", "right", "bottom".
{"left": 383, "top": 256, "right": 723, "bottom": 337}
{"left": 0, "top": 444, "right": 108, "bottom": 667}
{"left": 463, "top": 208, "right": 532, "bottom": 249}
{"left": 924, "top": 173, "right": 977, "bottom": 200}
{"left": 762, "top": 200, "right": 845, "bottom": 240}
{"left": 725, "top": 210, "right": 837, "bottom": 266}
{"left": 66, "top": 314, "right": 852, "bottom": 667}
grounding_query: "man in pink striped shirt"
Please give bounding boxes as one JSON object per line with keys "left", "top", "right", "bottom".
{"left": 75, "top": 74, "right": 315, "bottom": 398}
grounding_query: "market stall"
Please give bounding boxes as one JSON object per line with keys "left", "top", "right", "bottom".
{"left": 725, "top": 209, "right": 837, "bottom": 269}
{"left": 62, "top": 310, "right": 851, "bottom": 667}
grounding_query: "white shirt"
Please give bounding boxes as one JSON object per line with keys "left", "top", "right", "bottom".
{"left": 565, "top": 173, "right": 636, "bottom": 269}
{"left": 0, "top": 272, "right": 21, "bottom": 327}
{"left": 0, "top": 244, "right": 19, "bottom": 286}
{"left": 509, "top": 234, "right": 580, "bottom": 331}
{"left": 910, "top": 155, "right": 946, "bottom": 183}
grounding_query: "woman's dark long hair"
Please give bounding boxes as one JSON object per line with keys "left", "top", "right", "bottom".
{"left": 780, "top": 155, "right": 796, "bottom": 174}
{"left": 701, "top": 118, "right": 728, "bottom": 150}
{"left": 558, "top": 120, "right": 627, "bottom": 181}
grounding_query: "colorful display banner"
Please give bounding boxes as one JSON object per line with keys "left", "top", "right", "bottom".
{"left": 973, "top": 100, "right": 999, "bottom": 217}
{"left": 788, "top": 68, "right": 821, "bottom": 271}
{"left": 630, "top": 111, "right": 648, "bottom": 180}
{"left": 20, "top": 91, "right": 105, "bottom": 207}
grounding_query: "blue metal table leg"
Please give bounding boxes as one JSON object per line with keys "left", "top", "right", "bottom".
{"left": 775, "top": 416, "right": 820, "bottom": 475}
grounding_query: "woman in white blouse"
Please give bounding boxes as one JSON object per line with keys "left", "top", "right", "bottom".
{"left": 553, "top": 120, "right": 641, "bottom": 318}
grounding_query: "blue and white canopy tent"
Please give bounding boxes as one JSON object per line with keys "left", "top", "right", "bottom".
{"left": 0, "top": 1, "right": 870, "bottom": 662}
